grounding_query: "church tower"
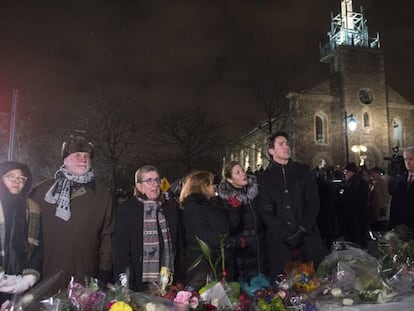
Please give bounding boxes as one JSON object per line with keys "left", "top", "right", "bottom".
{"left": 226, "top": 0, "right": 414, "bottom": 172}
{"left": 319, "top": 0, "right": 389, "bottom": 166}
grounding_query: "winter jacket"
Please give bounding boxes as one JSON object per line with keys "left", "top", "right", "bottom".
{"left": 255, "top": 160, "right": 326, "bottom": 280}
{"left": 0, "top": 162, "right": 42, "bottom": 303}
{"left": 338, "top": 173, "right": 370, "bottom": 248}
{"left": 217, "top": 175, "right": 268, "bottom": 281}
{"left": 389, "top": 171, "right": 414, "bottom": 229}
{"left": 179, "top": 193, "right": 230, "bottom": 289}
{"left": 30, "top": 179, "right": 113, "bottom": 295}
{"left": 113, "top": 196, "right": 178, "bottom": 291}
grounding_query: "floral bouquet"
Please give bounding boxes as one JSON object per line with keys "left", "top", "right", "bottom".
{"left": 316, "top": 241, "right": 395, "bottom": 306}
{"left": 373, "top": 225, "right": 414, "bottom": 294}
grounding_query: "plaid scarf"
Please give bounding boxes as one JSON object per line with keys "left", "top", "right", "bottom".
{"left": 44, "top": 166, "right": 94, "bottom": 221}
{"left": 138, "top": 197, "right": 173, "bottom": 283}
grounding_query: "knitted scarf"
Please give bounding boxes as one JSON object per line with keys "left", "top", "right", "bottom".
{"left": 138, "top": 197, "right": 173, "bottom": 283}
{"left": 44, "top": 166, "right": 94, "bottom": 221}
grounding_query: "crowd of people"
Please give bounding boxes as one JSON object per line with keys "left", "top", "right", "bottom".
{"left": 0, "top": 132, "right": 413, "bottom": 307}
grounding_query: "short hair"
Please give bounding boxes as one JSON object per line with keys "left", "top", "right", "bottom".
{"left": 222, "top": 160, "right": 241, "bottom": 179}
{"left": 267, "top": 131, "right": 289, "bottom": 149}
{"left": 404, "top": 146, "right": 414, "bottom": 155}
{"left": 179, "top": 170, "right": 214, "bottom": 203}
{"left": 134, "top": 165, "right": 159, "bottom": 184}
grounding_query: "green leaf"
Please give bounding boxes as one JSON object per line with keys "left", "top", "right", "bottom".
{"left": 187, "top": 255, "right": 203, "bottom": 271}
{"left": 214, "top": 256, "right": 222, "bottom": 270}
{"left": 195, "top": 236, "right": 211, "bottom": 259}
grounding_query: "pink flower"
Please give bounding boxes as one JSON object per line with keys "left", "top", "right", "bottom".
{"left": 174, "top": 291, "right": 192, "bottom": 304}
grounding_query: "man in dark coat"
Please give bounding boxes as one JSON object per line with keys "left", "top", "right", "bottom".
{"left": 338, "top": 162, "right": 370, "bottom": 248}
{"left": 256, "top": 131, "right": 326, "bottom": 281}
{"left": 113, "top": 165, "right": 177, "bottom": 292}
{"left": 389, "top": 146, "right": 414, "bottom": 229}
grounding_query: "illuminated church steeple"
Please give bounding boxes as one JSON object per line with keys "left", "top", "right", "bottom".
{"left": 320, "top": 0, "right": 380, "bottom": 62}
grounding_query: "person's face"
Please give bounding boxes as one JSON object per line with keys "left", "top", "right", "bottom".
{"left": 206, "top": 182, "right": 216, "bottom": 199}
{"left": 136, "top": 171, "right": 161, "bottom": 200}
{"left": 2, "top": 169, "right": 26, "bottom": 194}
{"left": 404, "top": 151, "right": 414, "bottom": 172}
{"left": 64, "top": 152, "right": 91, "bottom": 176}
{"left": 343, "top": 169, "right": 355, "bottom": 180}
{"left": 268, "top": 136, "right": 290, "bottom": 164}
{"left": 227, "top": 164, "right": 248, "bottom": 188}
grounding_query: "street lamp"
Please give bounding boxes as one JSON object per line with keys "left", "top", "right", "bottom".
{"left": 351, "top": 144, "right": 367, "bottom": 166}
{"left": 344, "top": 111, "right": 357, "bottom": 163}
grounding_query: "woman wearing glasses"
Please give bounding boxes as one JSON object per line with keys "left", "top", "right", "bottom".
{"left": 113, "top": 165, "right": 177, "bottom": 292}
{"left": 0, "top": 161, "right": 41, "bottom": 304}
{"left": 178, "top": 170, "right": 230, "bottom": 289}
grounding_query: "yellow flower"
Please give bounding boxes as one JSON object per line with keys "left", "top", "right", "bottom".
{"left": 109, "top": 301, "right": 133, "bottom": 311}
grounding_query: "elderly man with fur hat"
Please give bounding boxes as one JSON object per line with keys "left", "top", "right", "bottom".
{"left": 30, "top": 135, "right": 113, "bottom": 295}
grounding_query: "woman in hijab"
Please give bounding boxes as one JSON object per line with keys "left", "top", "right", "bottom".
{"left": 0, "top": 161, "right": 41, "bottom": 304}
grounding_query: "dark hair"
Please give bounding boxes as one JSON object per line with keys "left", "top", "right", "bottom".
{"left": 267, "top": 131, "right": 289, "bottom": 149}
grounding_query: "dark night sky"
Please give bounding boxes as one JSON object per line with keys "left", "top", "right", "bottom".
{"left": 0, "top": 0, "right": 413, "bottom": 139}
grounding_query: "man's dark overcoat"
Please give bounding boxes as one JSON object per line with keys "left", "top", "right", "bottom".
{"left": 389, "top": 171, "right": 414, "bottom": 229}
{"left": 255, "top": 160, "right": 326, "bottom": 280}
{"left": 113, "top": 196, "right": 178, "bottom": 291}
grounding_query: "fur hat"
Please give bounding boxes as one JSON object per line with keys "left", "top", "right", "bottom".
{"left": 344, "top": 162, "right": 358, "bottom": 173}
{"left": 61, "top": 136, "right": 94, "bottom": 160}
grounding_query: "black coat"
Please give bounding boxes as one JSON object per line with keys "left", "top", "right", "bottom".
{"left": 338, "top": 173, "right": 370, "bottom": 248}
{"left": 217, "top": 176, "right": 268, "bottom": 281}
{"left": 113, "top": 196, "right": 178, "bottom": 291}
{"left": 179, "top": 193, "right": 230, "bottom": 289}
{"left": 255, "top": 160, "right": 326, "bottom": 280}
{"left": 389, "top": 172, "right": 414, "bottom": 229}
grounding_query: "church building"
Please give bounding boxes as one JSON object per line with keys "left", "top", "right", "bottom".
{"left": 226, "top": 0, "right": 414, "bottom": 172}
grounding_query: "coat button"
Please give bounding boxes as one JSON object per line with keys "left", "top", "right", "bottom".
{"left": 284, "top": 189, "right": 289, "bottom": 194}
{"left": 286, "top": 205, "right": 291, "bottom": 209}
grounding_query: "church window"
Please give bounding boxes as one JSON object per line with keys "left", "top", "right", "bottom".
{"left": 363, "top": 112, "right": 370, "bottom": 128}
{"left": 315, "top": 115, "right": 327, "bottom": 143}
{"left": 358, "top": 88, "right": 374, "bottom": 105}
{"left": 392, "top": 119, "right": 403, "bottom": 148}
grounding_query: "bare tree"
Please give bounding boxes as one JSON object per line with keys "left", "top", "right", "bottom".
{"left": 246, "top": 60, "right": 291, "bottom": 135}
{"left": 154, "top": 104, "right": 225, "bottom": 175}
{"left": 76, "top": 94, "right": 153, "bottom": 192}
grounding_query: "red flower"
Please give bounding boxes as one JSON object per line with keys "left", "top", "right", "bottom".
{"left": 228, "top": 194, "right": 242, "bottom": 208}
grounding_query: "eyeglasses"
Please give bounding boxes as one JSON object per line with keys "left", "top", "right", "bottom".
{"left": 3, "top": 174, "right": 28, "bottom": 184}
{"left": 140, "top": 178, "right": 161, "bottom": 186}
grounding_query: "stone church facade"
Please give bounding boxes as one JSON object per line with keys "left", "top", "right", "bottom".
{"left": 226, "top": 0, "right": 414, "bottom": 171}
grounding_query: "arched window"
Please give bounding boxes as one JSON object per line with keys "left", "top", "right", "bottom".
{"left": 363, "top": 112, "right": 370, "bottom": 128}
{"left": 315, "top": 114, "right": 327, "bottom": 143}
{"left": 392, "top": 119, "right": 403, "bottom": 148}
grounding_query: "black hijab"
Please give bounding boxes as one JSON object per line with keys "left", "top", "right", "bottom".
{"left": 0, "top": 161, "right": 33, "bottom": 274}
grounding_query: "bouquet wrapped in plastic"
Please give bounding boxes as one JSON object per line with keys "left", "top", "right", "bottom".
{"left": 316, "top": 241, "right": 395, "bottom": 306}
{"left": 373, "top": 225, "right": 414, "bottom": 295}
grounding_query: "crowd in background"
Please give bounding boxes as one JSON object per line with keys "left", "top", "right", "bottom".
{"left": 0, "top": 133, "right": 413, "bottom": 308}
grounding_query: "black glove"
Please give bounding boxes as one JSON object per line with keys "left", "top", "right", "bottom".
{"left": 96, "top": 270, "right": 112, "bottom": 285}
{"left": 283, "top": 226, "right": 306, "bottom": 251}
{"left": 226, "top": 236, "right": 246, "bottom": 249}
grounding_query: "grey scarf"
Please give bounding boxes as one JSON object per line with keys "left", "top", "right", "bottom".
{"left": 44, "top": 166, "right": 94, "bottom": 221}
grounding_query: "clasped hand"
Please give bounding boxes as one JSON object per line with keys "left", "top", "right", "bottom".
{"left": 283, "top": 226, "right": 306, "bottom": 250}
